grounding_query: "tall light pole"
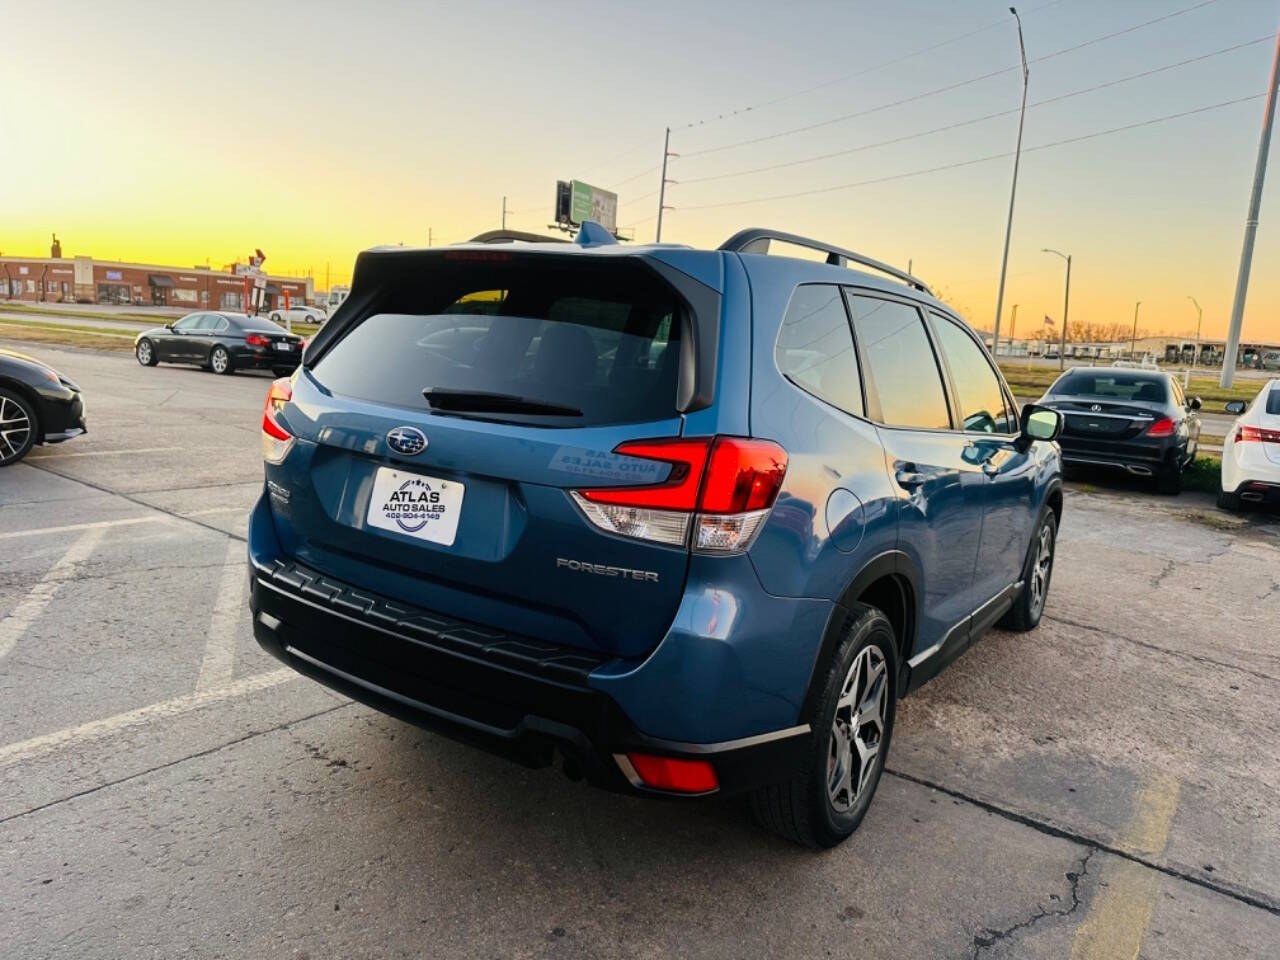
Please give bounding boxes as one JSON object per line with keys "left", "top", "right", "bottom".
{"left": 1042, "top": 248, "right": 1071, "bottom": 371}
{"left": 1221, "top": 29, "right": 1280, "bottom": 388}
{"left": 991, "top": 7, "right": 1029, "bottom": 355}
{"left": 655, "top": 128, "right": 678, "bottom": 242}
{"left": 1185, "top": 295, "right": 1203, "bottom": 387}
{"left": 502, "top": 196, "right": 508, "bottom": 230}
{"left": 1131, "top": 300, "right": 1142, "bottom": 359}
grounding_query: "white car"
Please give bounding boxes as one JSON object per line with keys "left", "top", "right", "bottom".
{"left": 268, "top": 304, "right": 327, "bottom": 327}
{"left": 1219, "top": 378, "right": 1280, "bottom": 509}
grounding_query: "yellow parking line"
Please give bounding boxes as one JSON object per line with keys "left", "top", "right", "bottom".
{"left": 1071, "top": 773, "right": 1180, "bottom": 960}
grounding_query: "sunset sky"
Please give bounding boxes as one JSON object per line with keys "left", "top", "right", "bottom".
{"left": 2, "top": 0, "right": 1277, "bottom": 340}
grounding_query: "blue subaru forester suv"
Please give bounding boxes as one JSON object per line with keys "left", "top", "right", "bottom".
{"left": 248, "top": 224, "right": 1064, "bottom": 847}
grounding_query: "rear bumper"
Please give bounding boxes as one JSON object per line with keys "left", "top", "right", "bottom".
{"left": 235, "top": 346, "right": 300, "bottom": 369}
{"left": 1059, "top": 436, "right": 1180, "bottom": 474}
{"left": 248, "top": 553, "right": 809, "bottom": 799}
{"left": 1227, "top": 479, "right": 1280, "bottom": 505}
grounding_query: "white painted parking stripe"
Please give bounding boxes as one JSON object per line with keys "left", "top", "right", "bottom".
{"left": 0, "top": 669, "right": 297, "bottom": 768}
{"left": 0, "top": 516, "right": 169, "bottom": 541}
{"left": 196, "top": 539, "right": 248, "bottom": 692}
{"left": 184, "top": 506, "right": 249, "bottom": 517}
{"left": 26, "top": 446, "right": 183, "bottom": 460}
{"left": 0, "top": 526, "right": 108, "bottom": 661}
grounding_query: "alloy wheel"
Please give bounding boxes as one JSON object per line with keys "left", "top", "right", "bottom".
{"left": 211, "top": 349, "right": 228, "bottom": 374}
{"left": 136, "top": 340, "right": 152, "bottom": 365}
{"left": 828, "top": 644, "right": 889, "bottom": 813}
{"left": 0, "top": 395, "right": 32, "bottom": 464}
{"left": 1029, "top": 523, "right": 1054, "bottom": 615}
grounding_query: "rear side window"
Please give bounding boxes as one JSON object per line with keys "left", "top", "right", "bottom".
{"left": 313, "top": 258, "right": 683, "bottom": 426}
{"left": 775, "top": 284, "right": 863, "bottom": 417}
{"left": 848, "top": 294, "right": 950, "bottom": 430}
{"left": 931, "top": 314, "right": 1014, "bottom": 433}
{"left": 1266, "top": 389, "right": 1280, "bottom": 415}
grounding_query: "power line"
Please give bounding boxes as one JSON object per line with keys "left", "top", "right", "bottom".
{"left": 676, "top": 93, "right": 1264, "bottom": 211}
{"left": 676, "top": 0, "right": 1069, "bottom": 130}
{"left": 679, "top": 35, "right": 1271, "bottom": 186}
{"left": 680, "top": 0, "right": 1224, "bottom": 160}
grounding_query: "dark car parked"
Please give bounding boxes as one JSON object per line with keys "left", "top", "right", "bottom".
{"left": 134, "top": 312, "right": 304, "bottom": 376}
{"left": 0, "top": 347, "right": 86, "bottom": 467}
{"left": 1037, "top": 367, "right": 1200, "bottom": 493}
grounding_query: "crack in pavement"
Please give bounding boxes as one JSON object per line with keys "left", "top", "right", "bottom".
{"left": 0, "top": 702, "right": 353, "bottom": 827}
{"left": 885, "top": 767, "right": 1280, "bottom": 919}
{"left": 27, "top": 463, "right": 248, "bottom": 543}
{"left": 1149, "top": 558, "right": 1177, "bottom": 589}
{"left": 971, "top": 848, "right": 1095, "bottom": 958}
{"left": 1043, "top": 613, "right": 1280, "bottom": 685}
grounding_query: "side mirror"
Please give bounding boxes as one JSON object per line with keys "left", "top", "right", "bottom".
{"left": 1018, "top": 403, "right": 1062, "bottom": 449}
{"left": 1225, "top": 400, "right": 1246, "bottom": 415}
{"left": 1189, "top": 396, "right": 1202, "bottom": 410}
{"left": 164, "top": 323, "right": 175, "bottom": 331}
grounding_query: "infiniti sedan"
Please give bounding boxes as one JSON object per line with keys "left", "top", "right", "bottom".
{"left": 1036, "top": 367, "right": 1200, "bottom": 494}
{"left": 0, "top": 347, "right": 86, "bottom": 466}
{"left": 134, "top": 312, "right": 304, "bottom": 376}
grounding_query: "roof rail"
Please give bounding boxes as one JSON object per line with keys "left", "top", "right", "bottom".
{"left": 718, "top": 228, "right": 931, "bottom": 295}
{"left": 469, "top": 229, "right": 569, "bottom": 244}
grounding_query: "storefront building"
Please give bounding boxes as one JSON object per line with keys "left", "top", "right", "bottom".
{"left": 0, "top": 255, "right": 312, "bottom": 312}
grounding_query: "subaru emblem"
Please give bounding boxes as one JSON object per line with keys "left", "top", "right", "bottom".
{"left": 386, "top": 426, "right": 427, "bottom": 456}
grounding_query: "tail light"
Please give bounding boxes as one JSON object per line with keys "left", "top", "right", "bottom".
{"left": 1145, "top": 417, "right": 1176, "bottom": 438}
{"left": 1236, "top": 425, "right": 1280, "bottom": 444}
{"left": 572, "top": 436, "right": 787, "bottom": 554}
{"left": 245, "top": 333, "right": 271, "bottom": 347}
{"left": 261, "top": 378, "right": 293, "bottom": 463}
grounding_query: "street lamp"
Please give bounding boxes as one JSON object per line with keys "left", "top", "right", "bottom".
{"left": 991, "top": 6, "right": 1029, "bottom": 355}
{"left": 1131, "top": 301, "right": 1142, "bottom": 359}
{"left": 1042, "top": 248, "right": 1071, "bottom": 371}
{"left": 1186, "top": 295, "right": 1203, "bottom": 387}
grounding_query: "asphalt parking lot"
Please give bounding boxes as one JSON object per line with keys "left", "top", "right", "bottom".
{"left": 3, "top": 343, "right": 1279, "bottom": 959}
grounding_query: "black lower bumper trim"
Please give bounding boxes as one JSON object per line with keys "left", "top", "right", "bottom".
{"left": 250, "top": 561, "right": 808, "bottom": 797}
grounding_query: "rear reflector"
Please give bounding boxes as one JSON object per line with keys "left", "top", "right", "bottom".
{"left": 574, "top": 436, "right": 787, "bottom": 554}
{"left": 625, "top": 753, "right": 719, "bottom": 793}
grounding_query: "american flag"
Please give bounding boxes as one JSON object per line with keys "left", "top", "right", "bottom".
{"left": 1043, "top": 315, "right": 1055, "bottom": 327}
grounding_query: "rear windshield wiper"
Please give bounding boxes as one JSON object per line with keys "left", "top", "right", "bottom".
{"left": 422, "top": 388, "right": 583, "bottom": 417}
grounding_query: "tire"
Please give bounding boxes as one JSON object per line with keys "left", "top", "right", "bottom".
{"left": 0, "top": 387, "right": 39, "bottom": 467}
{"left": 1218, "top": 488, "right": 1241, "bottom": 511}
{"left": 209, "top": 345, "right": 234, "bottom": 375}
{"left": 269, "top": 312, "right": 282, "bottom": 324}
{"left": 135, "top": 338, "right": 158, "bottom": 367}
{"left": 750, "top": 604, "right": 898, "bottom": 848}
{"left": 999, "top": 510, "right": 1058, "bottom": 632}
{"left": 271, "top": 366, "right": 295, "bottom": 377}
{"left": 1156, "top": 459, "right": 1183, "bottom": 495}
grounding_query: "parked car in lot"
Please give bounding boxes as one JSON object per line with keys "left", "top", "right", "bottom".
{"left": 1037, "top": 367, "right": 1200, "bottom": 493}
{"left": 0, "top": 347, "right": 86, "bottom": 466}
{"left": 246, "top": 225, "right": 1064, "bottom": 847}
{"left": 1219, "top": 379, "right": 1280, "bottom": 509}
{"left": 268, "top": 304, "right": 327, "bottom": 327}
{"left": 1261, "top": 351, "right": 1280, "bottom": 372}
{"left": 134, "top": 312, "right": 304, "bottom": 376}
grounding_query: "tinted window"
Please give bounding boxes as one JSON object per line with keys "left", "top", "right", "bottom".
{"left": 314, "top": 258, "right": 683, "bottom": 426}
{"left": 848, "top": 295, "right": 950, "bottom": 429}
{"left": 193, "top": 314, "right": 223, "bottom": 331}
{"left": 775, "top": 284, "right": 862, "bottom": 416}
{"left": 173, "top": 314, "right": 202, "bottom": 332}
{"left": 1266, "top": 389, "right": 1280, "bottom": 416}
{"left": 932, "top": 314, "right": 1014, "bottom": 433}
{"left": 1050, "top": 371, "right": 1169, "bottom": 403}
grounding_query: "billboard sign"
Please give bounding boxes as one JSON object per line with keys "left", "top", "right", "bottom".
{"left": 556, "top": 180, "right": 617, "bottom": 233}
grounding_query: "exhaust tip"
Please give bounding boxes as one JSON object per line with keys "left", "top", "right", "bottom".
{"left": 1126, "top": 464, "right": 1153, "bottom": 476}
{"left": 1241, "top": 492, "right": 1264, "bottom": 502}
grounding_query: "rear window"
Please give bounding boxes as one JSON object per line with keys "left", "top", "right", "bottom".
{"left": 313, "top": 258, "right": 683, "bottom": 426}
{"left": 1050, "top": 372, "right": 1168, "bottom": 403}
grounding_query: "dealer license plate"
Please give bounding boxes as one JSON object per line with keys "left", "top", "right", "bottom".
{"left": 366, "top": 467, "right": 464, "bottom": 546}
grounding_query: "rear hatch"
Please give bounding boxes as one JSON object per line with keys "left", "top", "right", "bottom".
{"left": 269, "top": 249, "right": 713, "bottom": 659}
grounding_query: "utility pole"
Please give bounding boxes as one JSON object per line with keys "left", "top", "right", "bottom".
{"left": 428, "top": 228, "right": 433, "bottom": 248}
{"left": 1131, "top": 300, "right": 1142, "bottom": 359}
{"left": 1042, "top": 248, "right": 1071, "bottom": 371}
{"left": 1185, "top": 295, "right": 1203, "bottom": 387}
{"left": 1007, "top": 303, "right": 1018, "bottom": 356}
{"left": 1221, "top": 28, "right": 1280, "bottom": 388}
{"left": 655, "top": 127, "right": 678, "bottom": 242}
{"left": 325, "top": 262, "right": 329, "bottom": 295}
{"left": 992, "top": 6, "right": 1029, "bottom": 356}
{"left": 502, "top": 196, "right": 507, "bottom": 230}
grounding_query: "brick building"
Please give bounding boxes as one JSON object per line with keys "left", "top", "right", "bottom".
{"left": 0, "top": 254, "right": 312, "bottom": 312}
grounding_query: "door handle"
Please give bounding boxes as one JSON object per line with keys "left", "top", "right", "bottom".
{"left": 895, "top": 465, "right": 926, "bottom": 489}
